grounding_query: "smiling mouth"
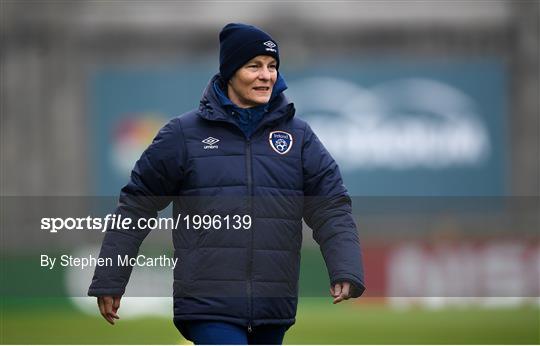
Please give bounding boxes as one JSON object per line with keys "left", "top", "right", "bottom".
{"left": 253, "top": 87, "right": 270, "bottom": 92}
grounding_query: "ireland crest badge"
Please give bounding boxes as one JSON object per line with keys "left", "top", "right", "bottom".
{"left": 269, "top": 131, "right": 293, "bottom": 155}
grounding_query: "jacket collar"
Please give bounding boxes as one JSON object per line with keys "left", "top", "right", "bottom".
{"left": 198, "top": 73, "right": 295, "bottom": 130}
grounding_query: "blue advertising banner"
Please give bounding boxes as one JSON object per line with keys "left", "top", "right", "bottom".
{"left": 90, "top": 60, "right": 507, "bottom": 196}
{"left": 90, "top": 65, "right": 213, "bottom": 195}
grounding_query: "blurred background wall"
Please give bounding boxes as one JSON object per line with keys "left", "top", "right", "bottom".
{"left": 1, "top": 0, "right": 538, "bottom": 197}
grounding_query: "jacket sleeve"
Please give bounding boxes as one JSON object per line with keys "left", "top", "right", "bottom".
{"left": 302, "top": 123, "right": 365, "bottom": 297}
{"left": 88, "top": 118, "right": 185, "bottom": 296}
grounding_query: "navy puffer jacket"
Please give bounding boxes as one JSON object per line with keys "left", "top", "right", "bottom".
{"left": 88, "top": 74, "right": 365, "bottom": 337}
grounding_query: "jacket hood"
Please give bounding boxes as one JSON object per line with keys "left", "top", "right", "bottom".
{"left": 197, "top": 73, "right": 295, "bottom": 127}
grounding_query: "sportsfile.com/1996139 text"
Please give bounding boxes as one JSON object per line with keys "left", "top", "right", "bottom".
{"left": 40, "top": 214, "right": 252, "bottom": 233}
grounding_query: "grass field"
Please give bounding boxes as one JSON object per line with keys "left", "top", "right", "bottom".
{"left": 1, "top": 298, "right": 538, "bottom": 344}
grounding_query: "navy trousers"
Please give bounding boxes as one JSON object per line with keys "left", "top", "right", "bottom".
{"left": 185, "top": 321, "right": 288, "bottom": 345}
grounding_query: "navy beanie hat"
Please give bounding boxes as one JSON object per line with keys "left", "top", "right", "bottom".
{"left": 219, "top": 23, "right": 280, "bottom": 81}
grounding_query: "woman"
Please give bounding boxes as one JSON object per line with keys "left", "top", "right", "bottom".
{"left": 89, "top": 23, "right": 365, "bottom": 345}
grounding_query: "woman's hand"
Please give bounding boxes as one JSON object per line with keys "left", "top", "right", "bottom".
{"left": 330, "top": 281, "right": 351, "bottom": 304}
{"left": 97, "top": 296, "right": 122, "bottom": 325}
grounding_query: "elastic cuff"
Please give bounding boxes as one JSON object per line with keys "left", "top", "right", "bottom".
{"left": 87, "top": 287, "right": 125, "bottom": 297}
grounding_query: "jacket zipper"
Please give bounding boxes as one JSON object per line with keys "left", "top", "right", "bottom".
{"left": 245, "top": 138, "right": 254, "bottom": 333}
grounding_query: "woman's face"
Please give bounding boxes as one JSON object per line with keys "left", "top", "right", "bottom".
{"left": 227, "top": 55, "right": 277, "bottom": 108}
